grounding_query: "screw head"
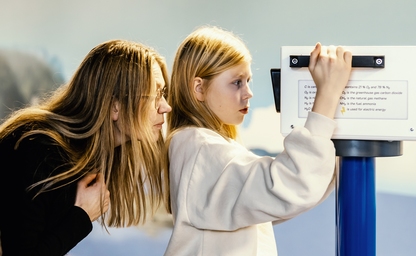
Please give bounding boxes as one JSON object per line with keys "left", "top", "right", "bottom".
{"left": 375, "top": 58, "right": 383, "bottom": 65}
{"left": 291, "top": 58, "right": 298, "bottom": 65}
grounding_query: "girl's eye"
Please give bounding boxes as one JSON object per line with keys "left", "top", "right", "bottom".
{"left": 233, "top": 80, "right": 243, "bottom": 88}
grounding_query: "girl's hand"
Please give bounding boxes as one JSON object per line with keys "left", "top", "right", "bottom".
{"left": 309, "top": 42, "right": 352, "bottom": 119}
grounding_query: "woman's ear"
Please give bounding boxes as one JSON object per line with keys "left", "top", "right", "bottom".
{"left": 193, "top": 77, "right": 205, "bottom": 101}
{"left": 111, "top": 100, "right": 120, "bottom": 121}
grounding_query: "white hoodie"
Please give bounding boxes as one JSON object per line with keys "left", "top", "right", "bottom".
{"left": 165, "top": 112, "right": 337, "bottom": 256}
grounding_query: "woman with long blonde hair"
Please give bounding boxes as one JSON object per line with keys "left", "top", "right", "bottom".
{"left": 0, "top": 39, "right": 171, "bottom": 255}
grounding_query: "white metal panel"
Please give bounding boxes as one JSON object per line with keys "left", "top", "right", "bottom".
{"left": 280, "top": 46, "right": 416, "bottom": 141}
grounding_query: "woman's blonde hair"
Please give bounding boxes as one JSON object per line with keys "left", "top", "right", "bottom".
{"left": 0, "top": 39, "right": 169, "bottom": 227}
{"left": 167, "top": 26, "right": 252, "bottom": 140}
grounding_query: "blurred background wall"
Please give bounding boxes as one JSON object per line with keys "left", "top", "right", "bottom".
{"left": 1, "top": 1, "right": 415, "bottom": 255}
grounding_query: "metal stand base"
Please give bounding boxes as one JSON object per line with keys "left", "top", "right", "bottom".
{"left": 333, "top": 140, "right": 402, "bottom": 256}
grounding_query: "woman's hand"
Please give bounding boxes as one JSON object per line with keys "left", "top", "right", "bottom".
{"left": 309, "top": 42, "right": 352, "bottom": 119}
{"left": 75, "top": 172, "right": 110, "bottom": 222}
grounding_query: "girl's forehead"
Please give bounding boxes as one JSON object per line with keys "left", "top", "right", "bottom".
{"left": 223, "top": 62, "right": 252, "bottom": 76}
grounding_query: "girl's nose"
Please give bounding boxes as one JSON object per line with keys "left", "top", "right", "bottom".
{"left": 244, "top": 84, "right": 254, "bottom": 100}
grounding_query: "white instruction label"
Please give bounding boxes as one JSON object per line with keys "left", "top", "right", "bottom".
{"left": 298, "top": 80, "right": 408, "bottom": 119}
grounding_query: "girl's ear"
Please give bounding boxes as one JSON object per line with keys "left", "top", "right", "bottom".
{"left": 111, "top": 100, "right": 120, "bottom": 121}
{"left": 193, "top": 77, "right": 205, "bottom": 101}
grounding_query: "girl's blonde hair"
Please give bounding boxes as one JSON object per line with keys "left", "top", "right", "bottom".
{"left": 167, "top": 26, "right": 251, "bottom": 140}
{"left": 165, "top": 26, "right": 252, "bottom": 212}
{"left": 0, "top": 39, "right": 169, "bottom": 227}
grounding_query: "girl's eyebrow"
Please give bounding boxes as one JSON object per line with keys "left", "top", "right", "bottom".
{"left": 233, "top": 73, "right": 252, "bottom": 80}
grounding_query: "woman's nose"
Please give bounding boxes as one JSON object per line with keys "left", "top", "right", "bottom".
{"left": 158, "top": 97, "right": 172, "bottom": 114}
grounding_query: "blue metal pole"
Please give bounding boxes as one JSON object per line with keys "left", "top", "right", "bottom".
{"left": 336, "top": 157, "right": 376, "bottom": 256}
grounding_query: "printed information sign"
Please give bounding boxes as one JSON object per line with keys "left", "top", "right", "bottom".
{"left": 280, "top": 46, "right": 416, "bottom": 140}
{"left": 298, "top": 80, "right": 408, "bottom": 119}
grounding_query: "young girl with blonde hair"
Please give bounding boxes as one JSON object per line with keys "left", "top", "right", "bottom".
{"left": 164, "top": 26, "right": 352, "bottom": 255}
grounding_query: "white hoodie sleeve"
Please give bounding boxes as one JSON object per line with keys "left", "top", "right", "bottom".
{"left": 169, "top": 111, "right": 337, "bottom": 231}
